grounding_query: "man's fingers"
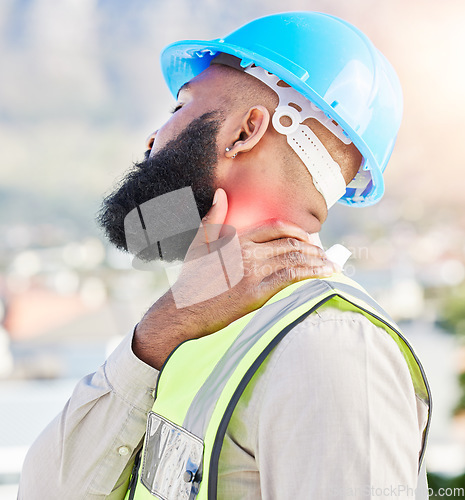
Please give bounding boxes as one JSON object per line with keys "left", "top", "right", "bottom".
{"left": 259, "top": 263, "right": 336, "bottom": 290}
{"left": 265, "top": 251, "right": 323, "bottom": 269}
{"left": 255, "top": 251, "right": 336, "bottom": 279}
{"left": 268, "top": 238, "right": 325, "bottom": 259}
{"left": 242, "top": 238, "right": 327, "bottom": 263}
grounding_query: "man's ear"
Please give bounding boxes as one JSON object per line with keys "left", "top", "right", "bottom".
{"left": 224, "top": 105, "right": 270, "bottom": 158}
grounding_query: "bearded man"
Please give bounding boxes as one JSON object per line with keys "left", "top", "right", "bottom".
{"left": 19, "top": 12, "right": 430, "bottom": 500}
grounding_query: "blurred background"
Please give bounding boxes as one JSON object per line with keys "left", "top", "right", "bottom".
{"left": 1, "top": 0, "right": 464, "bottom": 497}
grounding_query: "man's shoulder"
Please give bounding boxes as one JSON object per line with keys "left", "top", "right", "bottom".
{"left": 279, "top": 305, "right": 389, "bottom": 352}
{"left": 230, "top": 305, "right": 421, "bottom": 456}
{"left": 251, "top": 304, "right": 418, "bottom": 419}
{"left": 262, "top": 305, "right": 411, "bottom": 386}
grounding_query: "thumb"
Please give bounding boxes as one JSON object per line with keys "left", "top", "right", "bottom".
{"left": 203, "top": 188, "right": 228, "bottom": 225}
{"left": 191, "top": 188, "right": 228, "bottom": 249}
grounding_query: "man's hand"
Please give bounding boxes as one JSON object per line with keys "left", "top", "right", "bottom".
{"left": 133, "top": 189, "right": 338, "bottom": 370}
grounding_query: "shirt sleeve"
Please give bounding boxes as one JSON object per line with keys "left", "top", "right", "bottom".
{"left": 255, "top": 308, "right": 426, "bottom": 500}
{"left": 18, "top": 331, "right": 159, "bottom": 500}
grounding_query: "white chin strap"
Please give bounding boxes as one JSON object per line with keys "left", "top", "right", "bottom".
{"left": 244, "top": 65, "right": 349, "bottom": 209}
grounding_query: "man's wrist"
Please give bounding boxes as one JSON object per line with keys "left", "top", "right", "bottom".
{"left": 132, "top": 291, "right": 193, "bottom": 370}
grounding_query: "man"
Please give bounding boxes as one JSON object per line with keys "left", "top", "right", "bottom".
{"left": 19, "top": 12, "right": 430, "bottom": 500}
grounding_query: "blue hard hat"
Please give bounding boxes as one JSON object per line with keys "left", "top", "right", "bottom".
{"left": 160, "top": 12, "right": 403, "bottom": 206}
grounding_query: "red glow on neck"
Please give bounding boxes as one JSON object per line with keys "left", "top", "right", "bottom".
{"left": 224, "top": 192, "right": 285, "bottom": 231}
{"left": 222, "top": 186, "right": 322, "bottom": 235}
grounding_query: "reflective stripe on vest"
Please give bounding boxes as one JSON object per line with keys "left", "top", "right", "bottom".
{"left": 127, "top": 273, "right": 432, "bottom": 500}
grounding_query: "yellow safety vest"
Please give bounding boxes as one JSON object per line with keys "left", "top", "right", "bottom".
{"left": 126, "top": 273, "right": 431, "bottom": 500}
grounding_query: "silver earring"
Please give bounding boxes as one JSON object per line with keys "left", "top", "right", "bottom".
{"left": 225, "top": 147, "right": 237, "bottom": 159}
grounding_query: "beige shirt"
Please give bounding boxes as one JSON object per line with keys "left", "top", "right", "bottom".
{"left": 19, "top": 307, "right": 429, "bottom": 499}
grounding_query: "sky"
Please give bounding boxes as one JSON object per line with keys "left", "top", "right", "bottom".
{"left": 1, "top": 0, "right": 464, "bottom": 229}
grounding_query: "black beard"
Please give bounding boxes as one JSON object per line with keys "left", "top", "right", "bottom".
{"left": 97, "top": 111, "right": 222, "bottom": 262}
